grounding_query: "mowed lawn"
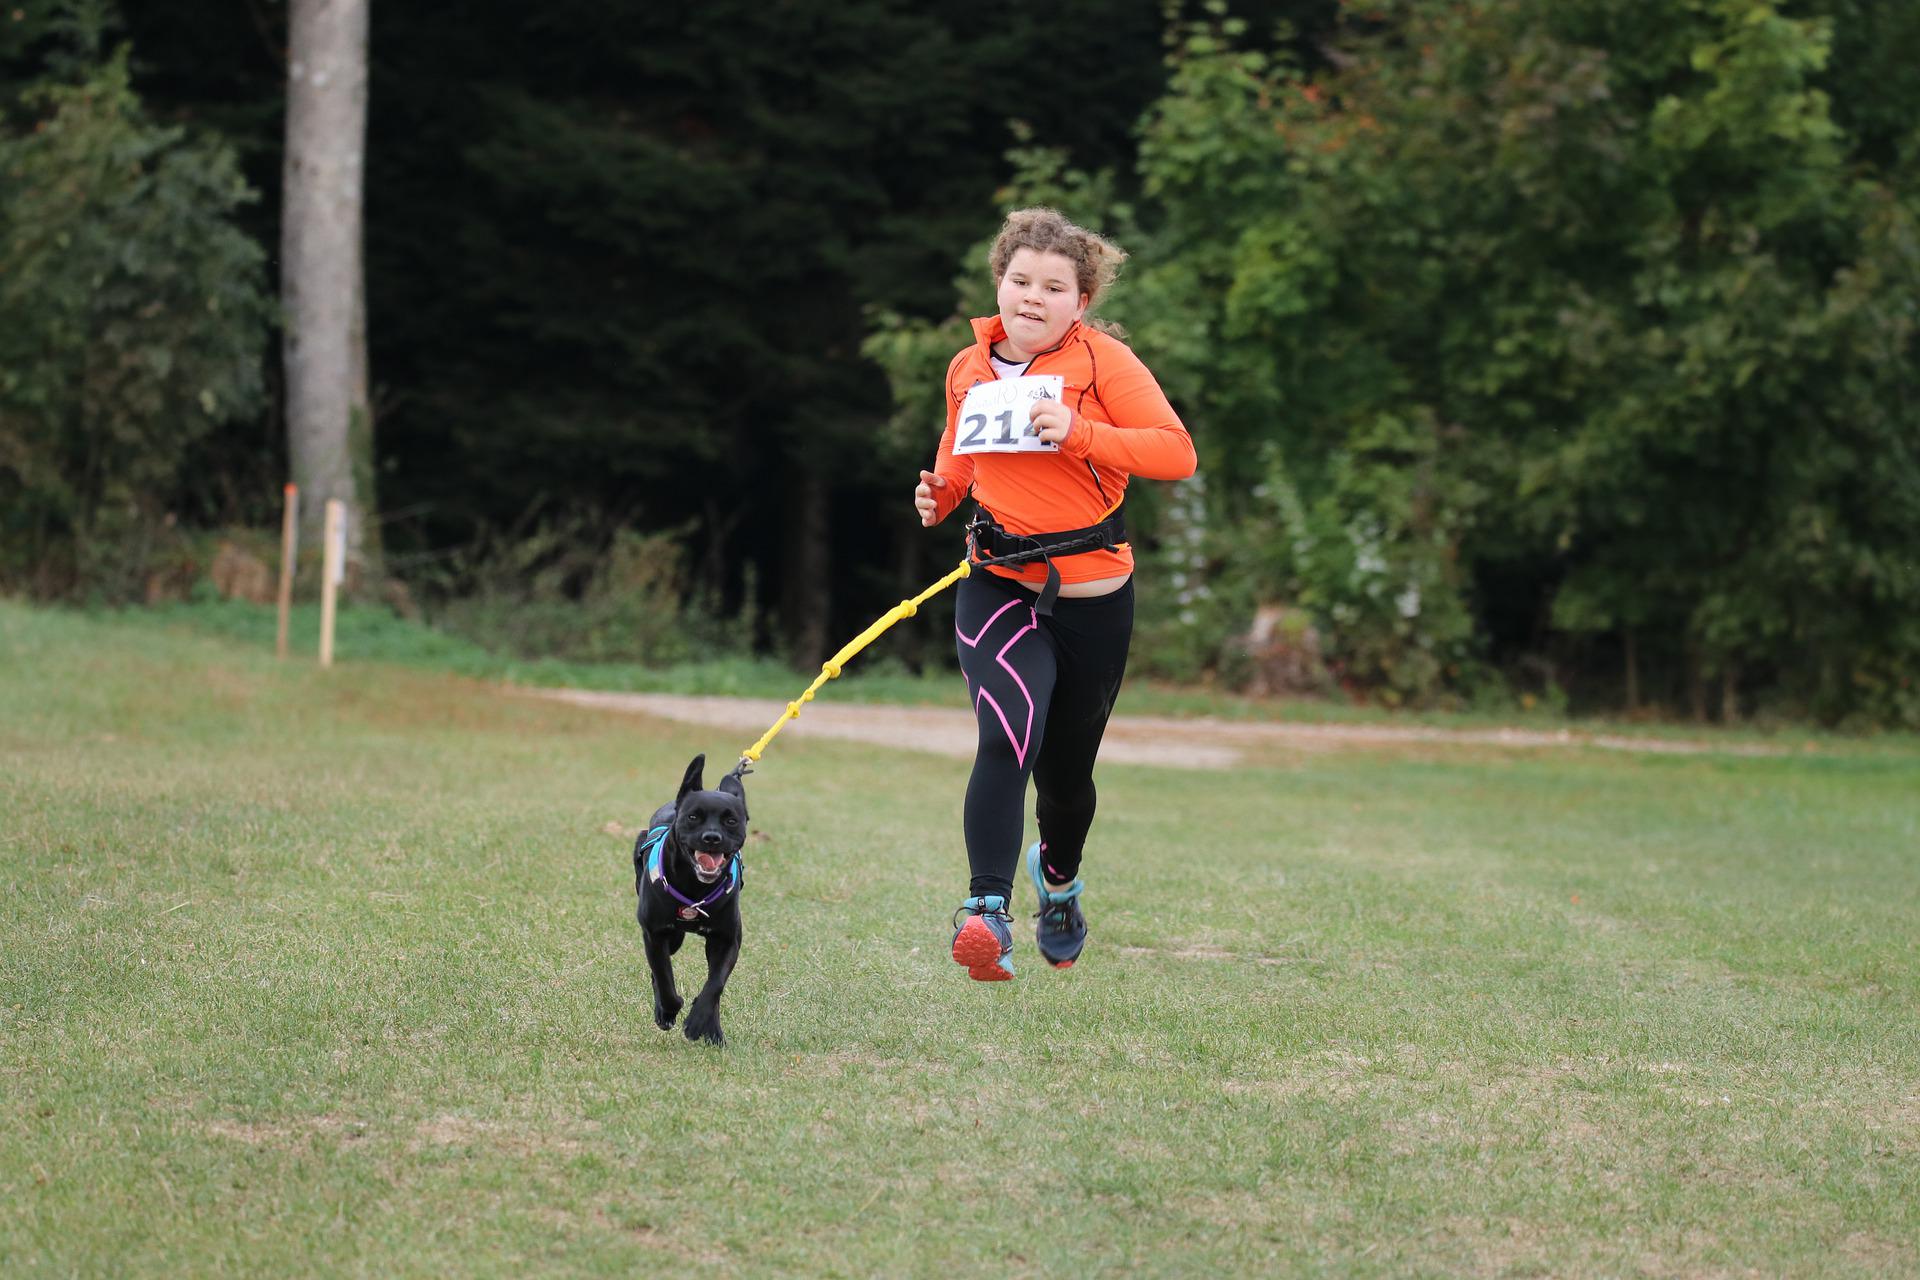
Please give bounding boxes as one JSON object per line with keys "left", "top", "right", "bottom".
{"left": 2, "top": 602, "right": 1916, "bottom": 1278}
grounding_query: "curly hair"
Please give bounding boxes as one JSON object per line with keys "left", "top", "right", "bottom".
{"left": 988, "top": 207, "right": 1128, "bottom": 315}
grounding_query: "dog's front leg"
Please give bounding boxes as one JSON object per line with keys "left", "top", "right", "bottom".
{"left": 642, "top": 929, "right": 683, "bottom": 1031}
{"left": 682, "top": 929, "right": 740, "bottom": 1046}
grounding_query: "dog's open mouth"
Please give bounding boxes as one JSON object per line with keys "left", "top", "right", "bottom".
{"left": 693, "top": 851, "right": 728, "bottom": 882}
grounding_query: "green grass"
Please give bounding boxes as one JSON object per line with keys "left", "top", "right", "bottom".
{"left": 3, "top": 598, "right": 1917, "bottom": 1276}
{"left": 137, "top": 594, "right": 1010, "bottom": 710}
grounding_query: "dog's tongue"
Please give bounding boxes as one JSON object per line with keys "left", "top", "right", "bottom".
{"left": 695, "top": 852, "right": 726, "bottom": 875}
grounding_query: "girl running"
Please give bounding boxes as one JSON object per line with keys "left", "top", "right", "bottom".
{"left": 913, "top": 207, "right": 1196, "bottom": 980}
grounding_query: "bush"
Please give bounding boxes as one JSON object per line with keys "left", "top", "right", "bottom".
{"left": 420, "top": 516, "right": 753, "bottom": 666}
{"left": 1140, "top": 430, "right": 1481, "bottom": 708}
{"left": 1124, "top": 2, "right": 1920, "bottom": 726}
{"left": 0, "top": 41, "right": 273, "bottom": 599}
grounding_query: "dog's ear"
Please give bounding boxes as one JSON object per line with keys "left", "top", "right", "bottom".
{"left": 718, "top": 769, "right": 747, "bottom": 817}
{"left": 677, "top": 754, "right": 706, "bottom": 804}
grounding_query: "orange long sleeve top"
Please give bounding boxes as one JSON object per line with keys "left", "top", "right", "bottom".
{"left": 929, "top": 316, "right": 1196, "bottom": 584}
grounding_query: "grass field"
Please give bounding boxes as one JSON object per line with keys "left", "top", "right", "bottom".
{"left": 3, "top": 599, "right": 1917, "bottom": 1277}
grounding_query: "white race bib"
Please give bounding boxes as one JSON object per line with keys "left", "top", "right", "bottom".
{"left": 952, "top": 375, "right": 1064, "bottom": 455}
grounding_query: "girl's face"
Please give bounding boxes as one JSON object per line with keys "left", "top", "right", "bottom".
{"left": 996, "top": 248, "right": 1088, "bottom": 359}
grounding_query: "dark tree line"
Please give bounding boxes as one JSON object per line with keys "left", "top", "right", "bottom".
{"left": 88, "top": 0, "right": 1327, "bottom": 666}
{"left": 7, "top": 0, "right": 1915, "bottom": 725}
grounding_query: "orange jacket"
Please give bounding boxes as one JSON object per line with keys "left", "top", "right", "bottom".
{"left": 930, "top": 316, "right": 1195, "bottom": 584}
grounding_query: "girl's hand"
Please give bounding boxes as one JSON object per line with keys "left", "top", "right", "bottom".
{"left": 1028, "top": 398, "right": 1074, "bottom": 445}
{"left": 914, "top": 470, "right": 946, "bottom": 527}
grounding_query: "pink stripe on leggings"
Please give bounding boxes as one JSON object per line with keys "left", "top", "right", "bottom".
{"left": 959, "top": 600, "right": 1038, "bottom": 768}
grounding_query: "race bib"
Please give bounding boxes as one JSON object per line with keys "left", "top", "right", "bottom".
{"left": 952, "top": 375, "right": 1064, "bottom": 455}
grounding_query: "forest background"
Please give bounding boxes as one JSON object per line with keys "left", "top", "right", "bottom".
{"left": 3, "top": 0, "right": 1917, "bottom": 728}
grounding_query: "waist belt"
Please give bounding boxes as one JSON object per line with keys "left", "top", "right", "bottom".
{"left": 965, "top": 506, "right": 1127, "bottom": 616}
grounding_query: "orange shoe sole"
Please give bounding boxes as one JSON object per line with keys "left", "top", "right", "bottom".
{"left": 951, "top": 916, "right": 1011, "bottom": 978}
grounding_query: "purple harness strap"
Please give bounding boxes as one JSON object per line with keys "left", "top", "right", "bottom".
{"left": 641, "top": 825, "right": 740, "bottom": 919}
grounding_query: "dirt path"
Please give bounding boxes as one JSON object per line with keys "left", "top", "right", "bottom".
{"left": 528, "top": 689, "right": 1789, "bottom": 770}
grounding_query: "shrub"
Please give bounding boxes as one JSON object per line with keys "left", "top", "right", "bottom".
{"left": 421, "top": 515, "right": 752, "bottom": 666}
{"left": 0, "top": 43, "right": 273, "bottom": 599}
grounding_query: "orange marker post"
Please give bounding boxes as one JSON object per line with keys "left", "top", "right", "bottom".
{"left": 276, "top": 483, "right": 298, "bottom": 659}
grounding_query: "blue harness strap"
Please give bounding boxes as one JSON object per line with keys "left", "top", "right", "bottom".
{"left": 641, "top": 824, "right": 742, "bottom": 917}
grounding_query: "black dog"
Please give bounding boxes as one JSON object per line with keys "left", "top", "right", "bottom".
{"left": 632, "top": 754, "right": 747, "bottom": 1045}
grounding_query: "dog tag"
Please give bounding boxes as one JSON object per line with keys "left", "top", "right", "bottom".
{"left": 953, "top": 376, "right": 1064, "bottom": 455}
{"left": 678, "top": 906, "right": 701, "bottom": 921}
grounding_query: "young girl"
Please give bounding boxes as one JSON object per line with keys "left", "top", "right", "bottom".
{"left": 913, "top": 207, "right": 1196, "bottom": 981}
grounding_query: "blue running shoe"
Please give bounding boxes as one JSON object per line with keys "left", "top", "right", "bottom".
{"left": 951, "top": 895, "right": 1015, "bottom": 981}
{"left": 1026, "top": 842, "right": 1087, "bottom": 968}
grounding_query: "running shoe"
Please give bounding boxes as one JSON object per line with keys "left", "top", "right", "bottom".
{"left": 1026, "top": 842, "right": 1087, "bottom": 968}
{"left": 950, "top": 894, "right": 1015, "bottom": 981}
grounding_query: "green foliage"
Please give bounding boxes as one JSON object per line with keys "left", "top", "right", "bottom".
{"left": 1141, "top": 424, "right": 1482, "bottom": 705}
{"left": 1122, "top": 0, "right": 1920, "bottom": 722}
{"left": 862, "top": 134, "right": 1143, "bottom": 476}
{"left": 1131, "top": 473, "right": 1227, "bottom": 685}
{"left": 422, "top": 517, "right": 756, "bottom": 667}
{"left": 861, "top": 307, "right": 971, "bottom": 478}
{"left": 1287, "top": 413, "right": 1483, "bottom": 704}
{"left": 10, "top": 0, "right": 1911, "bottom": 727}
{"left": 0, "top": 38, "right": 272, "bottom": 599}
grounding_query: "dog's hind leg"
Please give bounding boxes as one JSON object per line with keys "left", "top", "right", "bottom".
{"left": 643, "top": 931, "right": 683, "bottom": 1031}
{"left": 682, "top": 931, "right": 740, "bottom": 1046}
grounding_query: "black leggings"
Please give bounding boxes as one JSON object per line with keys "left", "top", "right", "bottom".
{"left": 953, "top": 569, "right": 1134, "bottom": 901}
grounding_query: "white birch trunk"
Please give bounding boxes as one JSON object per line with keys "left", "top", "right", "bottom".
{"left": 283, "top": 0, "right": 372, "bottom": 561}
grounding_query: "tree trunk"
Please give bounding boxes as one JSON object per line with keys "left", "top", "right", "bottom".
{"left": 781, "top": 466, "right": 830, "bottom": 670}
{"left": 701, "top": 496, "right": 744, "bottom": 607}
{"left": 1686, "top": 644, "right": 1708, "bottom": 723}
{"left": 283, "top": 0, "right": 373, "bottom": 566}
{"left": 1720, "top": 662, "right": 1740, "bottom": 725}
{"left": 349, "top": 244, "right": 380, "bottom": 567}
{"left": 1623, "top": 628, "right": 1640, "bottom": 713}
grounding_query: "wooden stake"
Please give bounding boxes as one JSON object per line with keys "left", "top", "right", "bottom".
{"left": 320, "top": 498, "right": 344, "bottom": 668}
{"left": 276, "top": 483, "right": 298, "bottom": 659}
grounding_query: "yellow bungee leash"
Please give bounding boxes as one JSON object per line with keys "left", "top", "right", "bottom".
{"left": 734, "top": 558, "right": 973, "bottom": 772}
{"left": 730, "top": 502, "right": 1125, "bottom": 776}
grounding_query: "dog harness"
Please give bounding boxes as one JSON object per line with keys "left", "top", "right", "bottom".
{"left": 639, "top": 824, "right": 742, "bottom": 921}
